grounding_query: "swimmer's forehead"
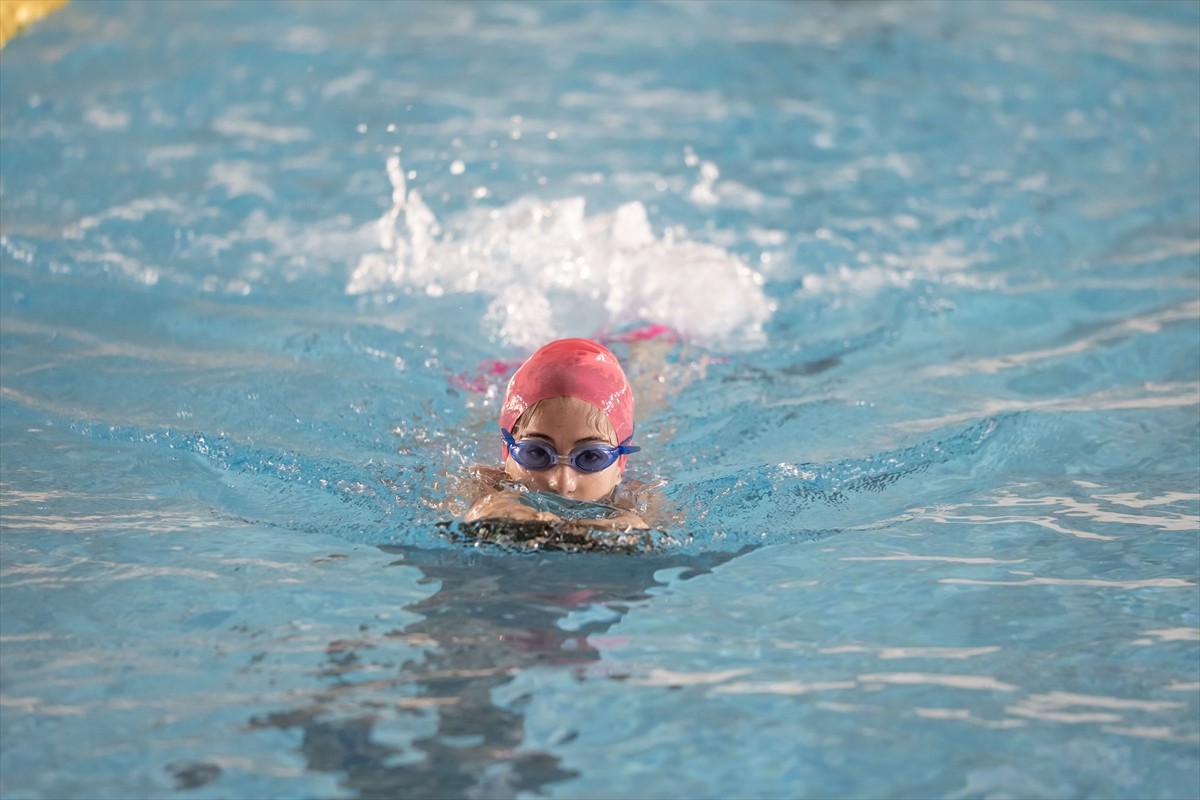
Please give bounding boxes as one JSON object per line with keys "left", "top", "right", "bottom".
{"left": 514, "top": 396, "right": 616, "bottom": 442}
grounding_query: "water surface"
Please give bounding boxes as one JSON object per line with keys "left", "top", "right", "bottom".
{"left": 1, "top": 1, "right": 1198, "bottom": 798}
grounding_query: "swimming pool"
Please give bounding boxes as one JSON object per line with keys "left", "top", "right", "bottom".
{"left": 1, "top": 0, "right": 1197, "bottom": 797}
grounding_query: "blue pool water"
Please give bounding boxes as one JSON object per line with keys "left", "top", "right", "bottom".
{"left": 2, "top": 1, "right": 1198, "bottom": 797}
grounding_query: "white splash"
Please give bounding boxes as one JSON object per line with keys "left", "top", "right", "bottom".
{"left": 347, "top": 156, "right": 775, "bottom": 349}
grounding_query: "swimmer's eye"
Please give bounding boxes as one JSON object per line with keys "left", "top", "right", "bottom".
{"left": 571, "top": 446, "right": 612, "bottom": 473}
{"left": 515, "top": 441, "right": 556, "bottom": 470}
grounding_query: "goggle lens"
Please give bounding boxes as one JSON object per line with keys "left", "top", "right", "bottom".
{"left": 515, "top": 440, "right": 557, "bottom": 471}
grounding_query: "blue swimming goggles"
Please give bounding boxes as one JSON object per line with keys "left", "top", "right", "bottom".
{"left": 502, "top": 427, "right": 640, "bottom": 473}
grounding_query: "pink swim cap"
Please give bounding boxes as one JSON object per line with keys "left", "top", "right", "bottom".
{"left": 500, "top": 338, "right": 636, "bottom": 454}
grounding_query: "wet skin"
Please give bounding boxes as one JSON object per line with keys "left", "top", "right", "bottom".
{"left": 467, "top": 397, "right": 648, "bottom": 529}
{"left": 502, "top": 396, "right": 623, "bottom": 502}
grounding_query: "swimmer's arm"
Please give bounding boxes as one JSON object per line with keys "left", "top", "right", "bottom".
{"left": 575, "top": 508, "right": 650, "bottom": 531}
{"left": 464, "top": 490, "right": 563, "bottom": 524}
{"left": 463, "top": 491, "right": 648, "bottom": 530}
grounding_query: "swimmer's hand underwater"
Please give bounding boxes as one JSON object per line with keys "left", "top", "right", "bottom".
{"left": 464, "top": 485, "right": 650, "bottom": 530}
{"left": 463, "top": 339, "right": 650, "bottom": 531}
{"left": 465, "top": 489, "right": 559, "bottom": 525}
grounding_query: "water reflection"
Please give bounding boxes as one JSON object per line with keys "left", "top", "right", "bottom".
{"left": 251, "top": 539, "right": 748, "bottom": 799}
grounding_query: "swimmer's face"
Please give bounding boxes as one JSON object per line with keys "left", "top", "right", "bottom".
{"left": 504, "top": 396, "right": 623, "bottom": 502}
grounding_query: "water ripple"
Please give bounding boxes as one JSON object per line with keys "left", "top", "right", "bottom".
{"left": 940, "top": 576, "right": 1193, "bottom": 589}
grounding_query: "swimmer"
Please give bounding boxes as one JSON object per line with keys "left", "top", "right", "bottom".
{"left": 464, "top": 338, "right": 650, "bottom": 530}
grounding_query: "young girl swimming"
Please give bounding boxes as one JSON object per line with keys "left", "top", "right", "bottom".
{"left": 464, "top": 338, "right": 650, "bottom": 530}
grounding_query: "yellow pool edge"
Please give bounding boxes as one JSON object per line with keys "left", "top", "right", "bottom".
{"left": 0, "top": 0, "right": 69, "bottom": 49}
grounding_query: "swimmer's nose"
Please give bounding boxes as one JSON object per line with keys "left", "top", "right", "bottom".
{"left": 545, "top": 464, "right": 577, "bottom": 497}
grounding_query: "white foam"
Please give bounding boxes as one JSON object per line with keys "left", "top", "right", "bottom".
{"left": 83, "top": 106, "right": 130, "bottom": 131}
{"left": 207, "top": 161, "right": 276, "bottom": 200}
{"left": 321, "top": 69, "right": 374, "bottom": 99}
{"left": 212, "top": 109, "right": 311, "bottom": 144}
{"left": 347, "top": 157, "right": 775, "bottom": 349}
